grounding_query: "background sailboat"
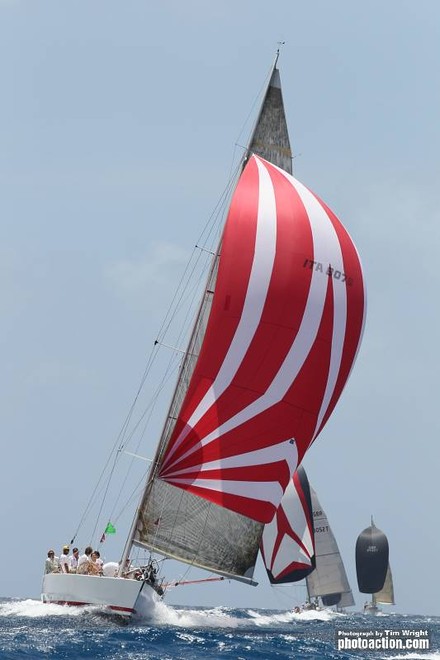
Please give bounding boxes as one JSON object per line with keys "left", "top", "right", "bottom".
{"left": 305, "top": 485, "right": 354, "bottom": 610}
{"left": 356, "top": 517, "right": 391, "bottom": 614}
{"left": 374, "top": 564, "right": 395, "bottom": 607}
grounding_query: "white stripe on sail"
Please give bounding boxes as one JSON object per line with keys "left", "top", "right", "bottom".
{"left": 276, "top": 169, "right": 349, "bottom": 442}
{"left": 261, "top": 475, "right": 314, "bottom": 577}
{"left": 282, "top": 486, "right": 314, "bottom": 554}
{"left": 164, "top": 160, "right": 335, "bottom": 472}
{"left": 165, "top": 476, "right": 286, "bottom": 507}
{"left": 161, "top": 439, "right": 298, "bottom": 478}
{"left": 262, "top": 479, "right": 303, "bottom": 564}
{"left": 272, "top": 536, "right": 313, "bottom": 578}
{"left": 164, "top": 157, "right": 278, "bottom": 463}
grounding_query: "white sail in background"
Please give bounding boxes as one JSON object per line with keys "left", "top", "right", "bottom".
{"left": 306, "top": 486, "right": 354, "bottom": 607}
{"left": 375, "top": 564, "right": 394, "bottom": 605}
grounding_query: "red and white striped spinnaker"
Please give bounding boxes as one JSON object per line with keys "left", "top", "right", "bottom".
{"left": 261, "top": 466, "right": 315, "bottom": 584}
{"left": 159, "top": 155, "right": 366, "bottom": 523}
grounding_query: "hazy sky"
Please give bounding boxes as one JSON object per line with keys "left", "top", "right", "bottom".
{"left": 1, "top": 0, "right": 440, "bottom": 617}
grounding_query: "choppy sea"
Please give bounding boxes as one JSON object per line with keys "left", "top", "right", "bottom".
{"left": 0, "top": 598, "right": 438, "bottom": 660}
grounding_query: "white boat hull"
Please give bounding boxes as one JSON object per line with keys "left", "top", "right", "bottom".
{"left": 363, "top": 604, "right": 379, "bottom": 615}
{"left": 41, "top": 573, "right": 160, "bottom": 617}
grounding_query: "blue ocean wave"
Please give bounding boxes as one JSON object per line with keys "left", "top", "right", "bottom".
{"left": 0, "top": 598, "right": 438, "bottom": 660}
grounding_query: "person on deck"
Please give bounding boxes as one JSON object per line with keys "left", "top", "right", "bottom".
{"left": 69, "top": 547, "right": 79, "bottom": 573}
{"left": 45, "top": 550, "right": 60, "bottom": 574}
{"left": 89, "top": 551, "right": 103, "bottom": 575}
{"left": 59, "top": 545, "right": 70, "bottom": 573}
{"left": 93, "top": 550, "right": 103, "bottom": 569}
{"left": 77, "top": 546, "right": 93, "bottom": 574}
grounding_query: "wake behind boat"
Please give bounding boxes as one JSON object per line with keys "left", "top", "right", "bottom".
{"left": 41, "top": 52, "right": 366, "bottom": 618}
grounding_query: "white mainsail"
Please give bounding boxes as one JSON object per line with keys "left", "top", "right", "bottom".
{"left": 306, "top": 486, "right": 354, "bottom": 607}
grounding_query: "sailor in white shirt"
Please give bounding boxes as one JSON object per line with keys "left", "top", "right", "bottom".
{"left": 59, "top": 545, "right": 70, "bottom": 573}
{"left": 69, "top": 547, "right": 80, "bottom": 572}
{"left": 77, "top": 546, "right": 93, "bottom": 574}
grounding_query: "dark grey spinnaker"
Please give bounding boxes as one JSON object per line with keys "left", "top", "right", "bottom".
{"left": 355, "top": 518, "right": 389, "bottom": 593}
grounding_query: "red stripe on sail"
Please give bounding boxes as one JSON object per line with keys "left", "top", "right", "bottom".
{"left": 312, "top": 197, "right": 366, "bottom": 437}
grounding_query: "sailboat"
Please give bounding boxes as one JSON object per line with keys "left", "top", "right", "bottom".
{"left": 356, "top": 517, "right": 393, "bottom": 614}
{"left": 261, "top": 468, "right": 354, "bottom": 612}
{"left": 372, "top": 564, "right": 395, "bottom": 610}
{"left": 41, "top": 54, "right": 366, "bottom": 618}
{"left": 305, "top": 485, "right": 354, "bottom": 610}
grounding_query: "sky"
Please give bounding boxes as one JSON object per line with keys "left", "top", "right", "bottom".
{"left": 1, "top": 0, "right": 440, "bottom": 617}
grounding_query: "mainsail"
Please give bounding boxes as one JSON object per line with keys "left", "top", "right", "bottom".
{"left": 245, "top": 66, "right": 292, "bottom": 173}
{"left": 356, "top": 518, "right": 389, "bottom": 594}
{"left": 126, "top": 62, "right": 366, "bottom": 584}
{"left": 260, "top": 466, "right": 315, "bottom": 584}
{"left": 305, "top": 486, "right": 354, "bottom": 607}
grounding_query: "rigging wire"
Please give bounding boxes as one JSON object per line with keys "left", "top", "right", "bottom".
{"left": 94, "top": 163, "right": 241, "bottom": 535}
{"left": 70, "top": 49, "right": 276, "bottom": 547}
{"left": 72, "top": 155, "right": 241, "bottom": 548}
{"left": 228, "top": 61, "right": 274, "bottom": 179}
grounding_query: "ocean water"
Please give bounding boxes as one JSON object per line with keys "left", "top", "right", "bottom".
{"left": 0, "top": 598, "right": 438, "bottom": 660}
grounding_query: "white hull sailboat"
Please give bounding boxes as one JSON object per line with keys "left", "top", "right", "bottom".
{"left": 363, "top": 564, "right": 395, "bottom": 615}
{"left": 41, "top": 53, "right": 366, "bottom": 619}
{"left": 41, "top": 572, "right": 160, "bottom": 617}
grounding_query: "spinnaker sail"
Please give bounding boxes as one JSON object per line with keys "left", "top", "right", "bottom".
{"left": 260, "top": 466, "right": 315, "bottom": 584}
{"left": 261, "top": 467, "right": 354, "bottom": 608}
{"left": 356, "top": 518, "right": 389, "bottom": 594}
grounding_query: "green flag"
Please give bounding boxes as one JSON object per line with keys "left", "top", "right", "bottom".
{"left": 104, "top": 522, "right": 116, "bottom": 534}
